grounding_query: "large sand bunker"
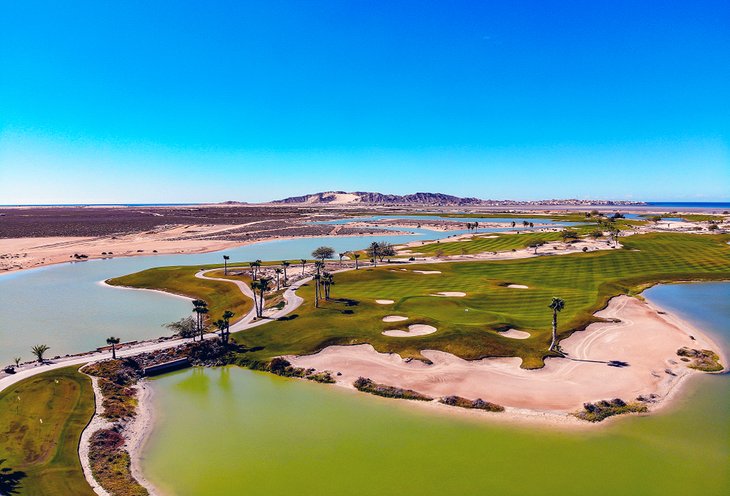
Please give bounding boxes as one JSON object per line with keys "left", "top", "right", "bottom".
{"left": 383, "top": 324, "right": 437, "bottom": 337}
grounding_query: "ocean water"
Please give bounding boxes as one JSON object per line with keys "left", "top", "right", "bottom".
{"left": 144, "top": 282, "right": 729, "bottom": 496}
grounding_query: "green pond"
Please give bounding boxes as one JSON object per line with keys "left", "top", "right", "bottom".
{"left": 144, "top": 285, "right": 729, "bottom": 496}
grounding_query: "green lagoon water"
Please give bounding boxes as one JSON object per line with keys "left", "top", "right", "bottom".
{"left": 144, "top": 283, "right": 730, "bottom": 496}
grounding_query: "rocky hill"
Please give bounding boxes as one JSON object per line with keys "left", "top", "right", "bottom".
{"left": 270, "top": 191, "right": 484, "bottom": 206}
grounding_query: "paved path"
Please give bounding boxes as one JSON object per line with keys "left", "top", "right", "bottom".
{"left": 0, "top": 270, "right": 310, "bottom": 393}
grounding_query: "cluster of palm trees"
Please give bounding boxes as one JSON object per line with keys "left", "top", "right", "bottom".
{"left": 465, "top": 222, "right": 480, "bottom": 231}
{"left": 312, "top": 259, "right": 335, "bottom": 307}
{"left": 192, "top": 299, "right": 209, "bottom": 340}
{"left": 213, "top": 310, "right": 235, "bottom": 344}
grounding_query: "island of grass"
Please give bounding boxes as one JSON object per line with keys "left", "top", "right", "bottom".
{"left": 0, "top": 367, "right": 96, "bottom": 496}
{"left": 108, "top": 233, "right": 730, "bottom": 370}
{"left": 574, "top": 398, "right": 648, "bottom": 422}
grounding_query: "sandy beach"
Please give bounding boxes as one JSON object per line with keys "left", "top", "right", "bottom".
{"left": 287, "top": 295, "right": 725, "bottom": 418}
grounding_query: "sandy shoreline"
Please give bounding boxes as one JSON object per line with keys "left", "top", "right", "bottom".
{"left": 127, "top": 382, "right": 160, "bottom": 495}
{"left": 287, "top": 295, "right": 726, "bottom": 425}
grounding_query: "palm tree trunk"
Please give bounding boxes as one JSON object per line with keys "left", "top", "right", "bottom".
{"left": 259, "top": 290, "right": 265, "bottom": 317}
{"left": 549, "top": 310, "right": 557, "bottom": 351}
{"left": 112, "top": 344, "right": 116, "bottom": 360}
{"left": 283, "top": 267, "right": 287, "bottom": 286}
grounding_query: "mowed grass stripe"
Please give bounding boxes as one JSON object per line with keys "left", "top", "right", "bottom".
{"left": 231, "top": 233, "right": 730, "bottom": 369}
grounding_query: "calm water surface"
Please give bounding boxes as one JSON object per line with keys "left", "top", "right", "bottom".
{"left": 0, "top": 229, "right": 492, "bottom": 364}
{"left": 144, "top": 282, "right": 729, "bottom": 496}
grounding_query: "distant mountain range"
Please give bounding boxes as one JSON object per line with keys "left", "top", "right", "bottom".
{"left": 269, "top": 191, "right": 646, "bottom": 207}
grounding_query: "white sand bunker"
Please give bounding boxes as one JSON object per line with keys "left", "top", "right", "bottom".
{"left": 431, "top": 292, "right": 466, "bottom": 297}
{"left": 383, "top": 324, "right": 437, "bottom": 337}
{"left": 376, "top": 299, "right": 395, "bottom": 304}
{"left": 499, "top": 329, "right": 530, "bottom": 339}
{"left": 413, "top": 270, "right": 441, "bottom": 274}
{"left": 382, "top": 315, "right": 408, "bottom": 322}
{"left": 507, "top": 284, "right": 529, "bottom": 289}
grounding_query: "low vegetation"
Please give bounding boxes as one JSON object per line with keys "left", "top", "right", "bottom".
{"left": 439, "top": 395, "right": 504, "bottom": 412}
{"left": 353, "top": 377, "right": 433, "bottom": 401}
{"left": 677, "top": 347, "right": 723, "bottom": 372}
{"left": 574, "top": 398, "right": 648, "bottom": 422}
{"left": 88, "top": 429, "right": 148, "bottom": 496}
{"left": 0, "top": 367, "right": 96, "bottom": 495}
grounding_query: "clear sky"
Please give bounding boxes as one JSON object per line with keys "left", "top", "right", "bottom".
{"left": 1, "top": 0, "right": 728, "bottom": 204}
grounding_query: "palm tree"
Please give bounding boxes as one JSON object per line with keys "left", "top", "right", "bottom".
{"left": 31, "top": 344, "right": 50, "bottom": 363}
{"left": 548, "top": 297, "right": 565, "bottom": 352}
{"left": 223, "top": 255, "right": 230, "bottom": 275}
{"left": 314, "top": 260, "right": 325, "bottom": 276}
{"left": 274, "top": 267, "right": 283, "bottom": 290}
{"left": 222, "top": 310, "right": 234, "bottom": 344}
{"left": 250, "top": 260, "right": 262, "bottom": 279}
{"left": 313, "top": 273, "right": 321, "bottom": 308}
{"left": 301, "top": 258, "right": 307, "bottom": 276}
{"left": 256, "top": 277, "right": 271, "bottom": 317}
{"left": 106, "top": 336, "right": 121, "bottom": 359}
{"left": 354, "top": 253, "right": 361, "bottom": 269}
{"left": 214, "top": 319, "right": 226, "bottom": 341}
{"left": 474, "top": 221, "right": 479, "bottom": 232}
{"left": 369, "top": 242, "right": 379, "bottom": 267}
{"left": 281, "top": 261, "right": 290, "bottom": 286}
{"left": 13, "top": 357, "right": 21, "bottom": 367}
{"left": 322, "top": 272, "right": 335, "bottom": 299}
{"left": 339, "top": 252, "right": 345, "bottom": 266}
{"left": 192, "top": 299, "right": 208, "bottom": 341}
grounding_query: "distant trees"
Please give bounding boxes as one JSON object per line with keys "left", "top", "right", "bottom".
{"left": 223, "top": 255, "right": 230, "bottom": 275}
{"left": 465, "top": 222, "right": 480, "bottom": 232}
{"left": 561, "top": 230, "right": 579, "bottom": 242}
{"left": 31, "top": 344, "right": 50, "bottom": 363}
{"left": 311, "top": 246, "right": 335, "bottom": 262}
{"left": 106, "top": 336, "right": 120, "bottom": 359}
{"left": 526, "top": 240, "right": 545, "bottom": 254}
{"left": 281, "top": 261, "right": 290, "bottom": 286}
{"left": 300, "top": 258, "right": 307, "bottom": 275}
{"left": 192, "top": 299, "right": 209, "bottom": 341}
{"left": 368, "top": 242, "right": 379, "bottom": 266}
{"left": 548, "top": 297, "right": 565, "bottom": 352}
{"left": 164, "top": 316, "right": 197, "bottom": 339}
{"left": 339, "top": 252, "right": 346, "bottom": 266}
{"left": 367, "top": 242, "right": 395, "bottom": 263}
{"left": 274, "top": 267, "right": 283, "bottom": 290}
{"left": 321, "top": 272, "right": 335, "bottom": 300}
{"left": 590, "top": 230, "right": 603, "bottom": 239}
{"left": 354, "top": 253, "right": 361, "bottom": 269}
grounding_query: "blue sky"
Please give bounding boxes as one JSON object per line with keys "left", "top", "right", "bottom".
{"left": 1, "top": 0, "right": 728, "bottom": 204}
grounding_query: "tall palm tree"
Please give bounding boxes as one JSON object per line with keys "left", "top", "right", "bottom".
{"left": 322, "top": 272, "right": 335, "bottom": 299}
{"left": 301, "top": 258, "right": 307, "bottom": 276}
{"left": 250, "top": 260, "right": 262, "bottom": 279}
{"left": 274, "top": 267, "right": 283, "bottom": 290}
{"left": 313, "top": 273, "right": 321, "bottom": 308}
{"left": 314, "top": 260, "right": 325, "bottom": 276}
{"left": 548, "top": 297, "right": 565, "bottom": 352}
{"left": 339, "top": 252, "right": 345, "bottom": 266}
{"left": 256, "top": 277, "right": 271, "bottom": 317}
{"left": 192, "top": 299, "right": 208, "bottom": 341}
{"left": 354, "top": 253, "right": 361, "bottom": 269}
{"left": 31, "top": 344, "right": 50, "bottom": 363}
{"left": 281, "top": 261, "right": 290, "bottom": 286}
{"left": 223, "top": 255, "right": 230, "bottom": 275}
{"left": 106, "top": 336, "right": 120, "bottom": 359}
{"left": 214, "top": 319, "right": 226, "bottom": 341}
{"left": 222, "top": 310, "right": 234, "bottom": 344}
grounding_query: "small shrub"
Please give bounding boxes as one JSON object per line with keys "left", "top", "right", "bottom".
{"left": 353, "top": 377, "right": 433, "bottom": 401}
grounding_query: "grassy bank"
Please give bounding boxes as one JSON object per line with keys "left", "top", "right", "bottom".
{"left": 107, "top": 264, "right": 254, "bottom": 325}
{"left": 0, "top": 367, "right": 96, "bottom": 496}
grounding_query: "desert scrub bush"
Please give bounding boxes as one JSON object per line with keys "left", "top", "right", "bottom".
{"left": 677, "top": 347, "right": 723, "bottom": 372}
{"left": 89, "top": 429, "right": 148, "bottom": 496}
{"left": 574, "top": 398, "right": 647, "bottom": 422}
{"left": 439, "top": 395, "right": 504, "bottom": 412}
{"left": 353, "top": 377, "right": 433, "bottom": 401}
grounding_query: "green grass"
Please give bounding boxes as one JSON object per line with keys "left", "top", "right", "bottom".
{"left": 107, "top": 265, "right": 254, "bottom": 324}
{"left": 0, "top": 367, "right": 96, "bottom": 496}
{"left": 413, "top": 232, "right": 565, "bottom": 255}
{"left": 229, "top": 233, "right": 730, "bottom": 369}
